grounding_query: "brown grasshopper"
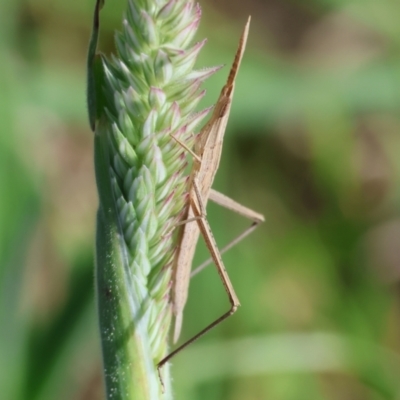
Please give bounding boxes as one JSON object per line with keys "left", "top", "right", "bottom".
{"left": 158, "top": 17, "right": 264, "bottom": 371}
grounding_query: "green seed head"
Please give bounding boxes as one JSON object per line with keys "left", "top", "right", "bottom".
{"left": 96, "top": 0, "right": 218, "bottom": 378}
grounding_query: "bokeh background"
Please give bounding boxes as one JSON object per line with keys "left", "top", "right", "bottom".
{"left": 2, "top": 0, "right": 400, "bottom": 399}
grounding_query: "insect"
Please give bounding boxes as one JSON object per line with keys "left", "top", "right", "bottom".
{"left": 157, "top": 17, "right": 264, "bottom": 372}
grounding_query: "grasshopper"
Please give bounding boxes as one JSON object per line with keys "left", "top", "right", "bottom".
{"left": 158, "top": 17, "right": 264, "bottom": 371}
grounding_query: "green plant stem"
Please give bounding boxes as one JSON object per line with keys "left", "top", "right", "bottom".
{"left": 95, "top": 119, "right": 171, "bottom": 399}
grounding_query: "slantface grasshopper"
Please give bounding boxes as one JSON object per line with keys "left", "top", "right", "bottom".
{"left": 158, "top": 18, "right": 264, "bottom": 370}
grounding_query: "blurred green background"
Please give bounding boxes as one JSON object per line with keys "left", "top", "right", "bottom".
{"left": 2, "top": 0, "right": 400, "bottom": 399}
